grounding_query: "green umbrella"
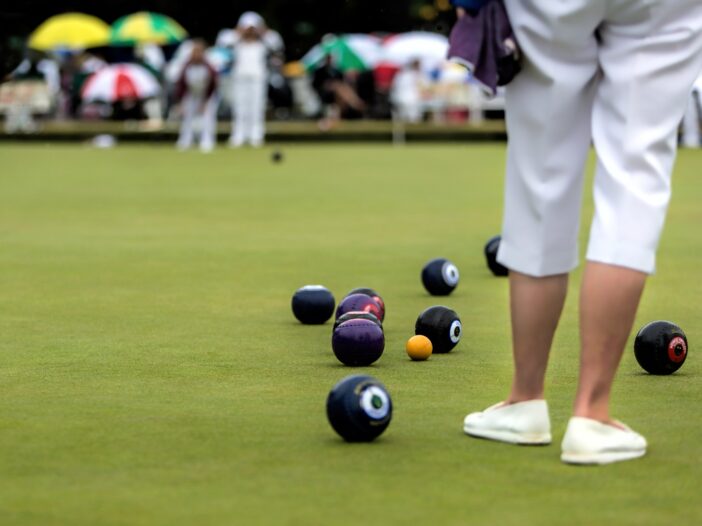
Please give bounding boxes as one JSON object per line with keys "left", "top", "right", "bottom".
{"left": 302, "top": 34, "right": 381, "bottom": 73}
{"left": 110, "top": 11, "right": 188, "bottom": 46}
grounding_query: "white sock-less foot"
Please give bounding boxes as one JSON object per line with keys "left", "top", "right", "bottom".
{"left": 561, "top": 417, "right": 647, "bottom": 465}
{"left": 463, "top": 400, "right": 552, "bottom": 445}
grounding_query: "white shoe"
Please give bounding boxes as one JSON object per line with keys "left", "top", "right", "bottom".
{"left": 463, "top": 400, "right": 552, "bottom": 445}
{"left": 561, "top": 417, "right": 647, "bottom": 465}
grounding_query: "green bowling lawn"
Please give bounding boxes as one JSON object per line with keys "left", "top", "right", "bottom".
{"left": 1, "top": 143, "right": 701, "bottom": 525}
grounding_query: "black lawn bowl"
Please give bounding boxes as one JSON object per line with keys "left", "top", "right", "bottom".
{"left": 291, "top": 285, "right": 335, "bottom": 324}
{"left": 421, "top": 258, "right": 460, "bottom": 296}
{"left": 484, "top": 235, "right": 508, "bottom": 277}
{"left": 326, "top": 375, "right": 392, "bottom": 442}
{"left": 634, "top": 320, "right": 688, "bottom": 375}
{"left": 415, "top": 305, "right": 462, "bottom": 354}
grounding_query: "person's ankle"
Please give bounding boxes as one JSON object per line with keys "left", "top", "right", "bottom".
{"left": 507, "top": 386, "right": 544, "bottom": 404}
{"left": 572, "top": 407, "right": 619, "bottom": 426}
{"left": 506, "top": 393, "right": 545, "bottom": 404}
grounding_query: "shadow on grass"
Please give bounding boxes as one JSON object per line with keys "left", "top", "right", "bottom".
{"left": 460, "top": 431, "right": 552, "bottom": 447}
{"left": 322, "top": 436, "right": 395, "bottom": 447}
{"left": 629, "top": 371, "right": 690, "bottom": 377}
{"left": 285, "top": 321, "right": 334, "bottom": 328}
{"left": 320, "top": 362, "right": 387, "bottom": 369}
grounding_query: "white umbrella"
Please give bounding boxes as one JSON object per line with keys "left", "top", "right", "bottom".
{"left": 81, "top": 63, "right": 160, "bottom": 102}
{"left": 380, "top": 32, "right": 449, "bottom": 71}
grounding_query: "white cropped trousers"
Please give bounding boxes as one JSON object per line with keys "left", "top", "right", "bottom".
{"left": 231, "top": 75, "right": 267, "bottom": 146}
{"left": 498, "top": 0, "right": 702, "bottom": 276}
{"left": 177, "top": 94, "right": 218, "bottom": 152}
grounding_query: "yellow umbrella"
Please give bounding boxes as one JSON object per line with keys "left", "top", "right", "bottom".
{"left": 29, "top": 13, "right": 110, "bottom": 51}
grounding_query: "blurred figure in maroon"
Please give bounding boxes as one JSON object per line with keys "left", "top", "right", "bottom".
{"left": 175, "top": 39, "right": 218, "bottom": 153}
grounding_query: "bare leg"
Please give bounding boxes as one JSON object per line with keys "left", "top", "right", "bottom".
{"left": 507, "top": 271, "right": 568, "bottom": 403}
{"left": 331, "top": 82, "right": 367, "bottom": 112}
{"left": 317, "top": 104, "right": 340, "bottom": 131}
{"left": 574, "top": 262, "right": 646, "bottom": 422}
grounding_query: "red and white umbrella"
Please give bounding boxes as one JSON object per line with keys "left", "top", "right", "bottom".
{"left": 81, "top": 63, "right": 160, "bottom": 102}
{"left": 373, "top": 32, "right": 450, "bottom": 91}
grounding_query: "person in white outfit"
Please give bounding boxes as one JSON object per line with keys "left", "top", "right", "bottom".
{"left": 391, "top": 59, "right": 427, "bottom": 123}
{"left": 229, "top": 12, "right": 270, "bottom": 148}
{"left": 4, "top": 50, "right": 59, "bottom": 133}
{"left": 175, "top": 40, "right": 218, "bottom": 153}
{"left": 681, "top": 72, "right": 702, "bottom": 148}
{"left": 454, "top": 0, "right": 702, "bottom": 465}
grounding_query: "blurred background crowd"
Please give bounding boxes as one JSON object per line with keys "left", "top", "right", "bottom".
{"left": 1, "top": 0, "right": 699, "bottom": 148}
{"left": 0, "top": 0, "right": 506, "bottom": 138}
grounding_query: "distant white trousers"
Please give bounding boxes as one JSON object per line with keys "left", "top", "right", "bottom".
{"left": 177, "top": 94, "right": 218, "bottom": 152}
{"left": 498, "top": 0, "right": 702, "bottom": 277}
{"left": 231, "top": 75, "right": 267, "bottom": 146}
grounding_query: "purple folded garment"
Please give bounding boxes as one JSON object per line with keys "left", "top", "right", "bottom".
{"left": 447, "top": 0, "right": 520, "bottom": 96}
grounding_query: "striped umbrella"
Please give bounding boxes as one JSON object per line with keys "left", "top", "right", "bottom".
{"left": 81, "top": 63, "right": 161, "bottom": 102}
{"left": 110, "top": 12, "right": 188, "bottom": 46}
{"left": 29, "top": 13, "right": 110, "bottom": 51}
{"left": 302, "top": 34, "right": 382, "bottom": 73}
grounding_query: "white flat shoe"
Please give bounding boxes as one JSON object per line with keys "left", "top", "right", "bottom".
{"left": 463, "top": 400, "right": 552, "bottom": 445}
{"left": 561, "top": 417, "right": 647, "bottom": 465}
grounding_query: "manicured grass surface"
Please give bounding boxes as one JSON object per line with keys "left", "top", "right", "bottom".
{"left": 1, "top": 143, "right": 701, "bottom": 525}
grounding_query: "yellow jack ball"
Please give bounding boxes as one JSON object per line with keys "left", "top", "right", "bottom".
{"left": 406, "top": 335, "right": 433, "bottom": 361}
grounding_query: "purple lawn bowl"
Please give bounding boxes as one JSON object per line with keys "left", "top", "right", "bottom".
{"left": 335, "top": 293, "right": 383, "bottom": 322}
{"left": 332, "top": 319, "right": 385, "bottom": 366}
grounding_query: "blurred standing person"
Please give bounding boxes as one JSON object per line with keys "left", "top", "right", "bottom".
{"left": 391, "top": 59, "right": 426, "bottom": 123}
{"left": 3, "top": 50, "right": 59, "bottom": 133}
{"left": 135, "top": 43, "right": 165, "bottom": 79}
{"left": 229, "top": 12, "right": 269, "bottom": 148}
{"left": 453, "top": 0, "right": 702, "bottom": 465}
{"left": 264, "top": 26, "right": 292, "bottom": 118}
{"left": 135, "top": 43, "right": 166, "bottom": 125}
{"left": 175, "top": 39, "right": 218, "bottom": 153}
{"left": 70, "top": 51, "right": 106, "bottom": 118}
